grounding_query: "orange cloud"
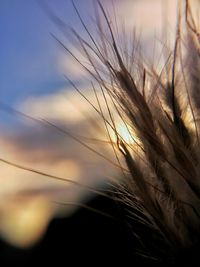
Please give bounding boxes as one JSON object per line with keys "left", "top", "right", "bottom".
{"left": 0, "top": 88, "right": 119, "bottom": 247}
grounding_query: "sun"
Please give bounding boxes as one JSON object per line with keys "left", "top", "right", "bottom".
{"left": 108, "top": 122, "right": 136, "bottom": 145}
{"left": 116, "top": 123, "right": 135, "bottom": 144}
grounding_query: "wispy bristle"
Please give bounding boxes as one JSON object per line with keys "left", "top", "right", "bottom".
{"left": 64, "top": 1, "right": 200, "bottom": 264}
{"left": 2, "top": 0, "right": 200, "bottom": 264}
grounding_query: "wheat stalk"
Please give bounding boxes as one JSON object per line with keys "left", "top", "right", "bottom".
{"left": 60, "top": 0, "right": 200, "bottom": 264}
{"left": 1, "top": 0, "right": 200, "bottom": 264}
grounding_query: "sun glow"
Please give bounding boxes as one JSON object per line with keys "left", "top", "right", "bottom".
{"left": 117, "top": 123, "right": 135, "bottom": 145}
{"left": 109, "top": 122, "right": 136, "bottom": 145}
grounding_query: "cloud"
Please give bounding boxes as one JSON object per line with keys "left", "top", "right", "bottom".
{"left": 0, "top": 90, "right": 117, "bottom": 198}
{"left": 0, "top": 87, "right": 120, "bottom": 247}
{"left": 57, "top": 49, "right": 89, "bottom": 80}
{"left": 114, "top": 0, "right": 177, "bottom": 34}
{"left": 20, "top": 86, "right": 111, "bottom": 124}
{"left": 54, "top": 0, "right": 179, "bottom": 84}
{"left": 0, "top": 195, "right": 53, "bottom": 248}
{"left": 3, "top": 0, "right": 197, "bottom": 248}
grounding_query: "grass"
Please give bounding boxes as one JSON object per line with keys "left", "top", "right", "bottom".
{"left": 1, "top": 0, "right": 200, "bottom": 265}
{"left": 55, "top": 0, "right": 200, "bottom": 264}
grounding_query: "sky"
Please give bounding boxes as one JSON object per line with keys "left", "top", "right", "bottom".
{"left": 0, "top": 0, "right": 82, "bottom": 105}
{"left": 0, "top": 0, "right": 181, "bottom": 247}
{"left": 0, "top": 0, "right": 178, "bottom": 109}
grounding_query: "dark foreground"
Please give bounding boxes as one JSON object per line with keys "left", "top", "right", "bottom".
{"left": 0, "top": 196, "right": 198, "bottom": 266}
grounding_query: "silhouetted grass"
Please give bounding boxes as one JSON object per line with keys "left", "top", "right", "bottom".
{"left": 56, "top": 0, "right": 200, "bottom": 264}
{"left": 1, "top": 0, "right": 200, "bottom": 265}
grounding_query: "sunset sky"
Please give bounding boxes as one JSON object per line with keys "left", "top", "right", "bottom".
{"left": 0, "top": 0, "right": 181, "bottom": 247}
{"left": 0, "top": 0, "right": 178, "bottom": 111}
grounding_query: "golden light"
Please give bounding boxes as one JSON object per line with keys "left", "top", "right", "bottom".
{"left": 117, "top": 123, "right": 135, "bottom": 145}
{"left": 109, "top": 122, "right": 136, "bottom": 145}
{"left": 0, "top": 196, "right": 53, "bottom": 248}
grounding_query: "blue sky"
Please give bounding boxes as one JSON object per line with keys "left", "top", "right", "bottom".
{"left": 0, "top": 0, "right": 93, "bottom": 106}
{"left": 0, "top": 0, "right": 177, "bottom": 128}
{"left": 0, "top": 0, "right": 182, "bottom": 247}
{"left": 0, "top": 0, "right": 98, "bottom": 128}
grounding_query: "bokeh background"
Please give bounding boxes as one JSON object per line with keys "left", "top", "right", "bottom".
{"left": 1, "top": 0, "right": 192, "bottom": 265}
